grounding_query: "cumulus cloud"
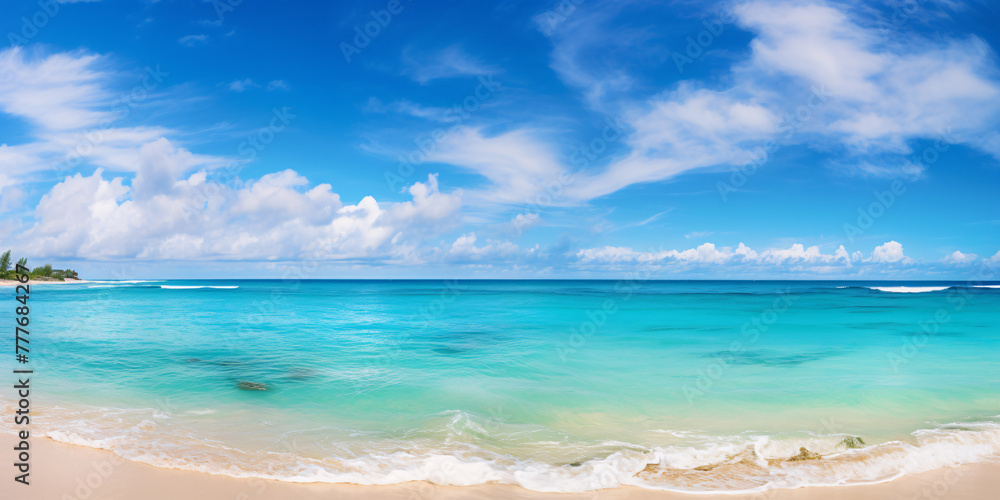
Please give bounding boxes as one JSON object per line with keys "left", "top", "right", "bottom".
{"left": 867, "top": 240, "right": 914, "bottom": 264}
{"left": 1, "top": 46, "right": 464, "bottom": 264}
{"left": 0, "top": 48, "right": 227, "bottom": 206}
{"left": 21, "top": 161, "right": 462, "bottom": 261}
{"left": 448, "top": 233, "right": 520, "bottom": 261}
{"left": 942, "top": 250, "right": 978, "bottom": 266}
{"left": 575, "top": 241, "right": 911, "bottom": 273}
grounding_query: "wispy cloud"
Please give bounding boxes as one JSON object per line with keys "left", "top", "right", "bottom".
{"left": 266, "top": 79, "right": 289, "bottom": 91}
{"left": 178, "top": 34, "right": 209, "bottom": 46}
{"left": 226, "top": 78, "right": 256, "bottom": 92}
{"left": 402, "top": 45, "right": 501, "bottom": 84}
{"left": 434, "top": 0, "right": 1000, "bottom": 204}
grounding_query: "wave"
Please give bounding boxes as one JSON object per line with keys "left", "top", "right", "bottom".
{"left": 868, "top": 286, "right": 951, "bottom": 293}
{"left": 4, "top": 400, "right": 997, "bottom": 494}
{"left": 160, "top": 285, "right": 239, "bottom": 290}
{"left": 835, "top": 285, "right": 1000, "bottom": 294}
{"left": 87, "top": 280, "right": 165, "bottom": 284}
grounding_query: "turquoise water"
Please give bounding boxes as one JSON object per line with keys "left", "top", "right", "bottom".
{"left": 2, "top": 280, "right": 999, "bottom": 492}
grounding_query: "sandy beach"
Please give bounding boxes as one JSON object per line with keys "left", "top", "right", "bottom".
{"left": 1, "top": 434, "right": 996, "bottom": 500}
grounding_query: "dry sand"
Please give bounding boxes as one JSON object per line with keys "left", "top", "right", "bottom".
{"left": 1, "top": 434, "right": 997, "bottom": 500}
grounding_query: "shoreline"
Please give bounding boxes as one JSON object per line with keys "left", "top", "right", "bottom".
{"left": 4, "top": 435, "right": 998, "bottom": 499}
{"left": 0, "top": 278, "right": 92, "bottom": 287}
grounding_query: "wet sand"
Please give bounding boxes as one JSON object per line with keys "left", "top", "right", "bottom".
{"left": 2, "top": 434, "right": 997, "bottom": 500}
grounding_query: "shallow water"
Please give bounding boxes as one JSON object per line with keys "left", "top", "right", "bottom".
{"left": 2, "top": 280, "right": 999, "bottom": 492}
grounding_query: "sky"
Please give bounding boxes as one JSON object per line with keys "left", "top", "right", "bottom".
{"left": 0, "top": 0, "right": 998, "bottom": 279}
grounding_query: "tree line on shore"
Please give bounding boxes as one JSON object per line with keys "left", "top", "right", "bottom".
{"left": 0, "top": 250, "right": 79, "bottom": 281}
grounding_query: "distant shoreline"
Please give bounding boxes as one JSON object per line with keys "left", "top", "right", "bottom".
{"left": 0, "top": 278, "right": 92, "bottom": 287}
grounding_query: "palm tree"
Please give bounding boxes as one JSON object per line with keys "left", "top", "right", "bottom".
{"left": 0, "top": 250, "right": 10, "bottom": 280}
{"left": 16, "top": 257, "right": 27, "bottom": 272}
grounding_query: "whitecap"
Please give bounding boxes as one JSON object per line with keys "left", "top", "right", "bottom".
{"left": 160, "top": 285, "right": 239, "bottom": 289}
{"left": 868, "top": 286, "right": 949, "bottom": 293}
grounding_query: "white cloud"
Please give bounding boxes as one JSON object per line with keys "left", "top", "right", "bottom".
{"left": 867, "top": 240, "right": 914, "bottom": 264}
{"left": 0, "top": 47, "right": 111, "bottom": 131}
{"left": 531, "top": 1, "right": 638, "bottom": 109}
{"left": 429, "top": 127, "right": 567, "bottom": 204}
{"left": 511, "top": 213, "right": 541, "bottom": 233}
{"left": 266, "top": 80, "right": 289, "bottom": 91}
{"left": 178, "top": 35, "right": 209, "bottom": 46}
{"left": 488, "top": 0, "right": 1000, "bottom": 203}
{"left": 684, "top": 231, "right": 713, "bottom": 240}
{"left": 0, "top": 48, "right": 225, "bottom": 214}
{"left": 735, "top": 1, "right": 1000, "bottom": 155}
{"left": 448, "top": 233, "right": 519, "bottom": 261}
{"left": 362, "top": 97, "right": 452, "bottom": 122}
{"left": 0, "top": 48, "right": 462, "bottom": 262}
{"left": 942, "top": 250, "right": 978, "bottom": 266}
{"left": 227, "top": 78, "right": 256, "bottom": 92}
{"left": 575, "top": 241, "right": 910, "bottom": 272}
{"left": 570, "top": 87, "right": 779, "bottom": 199}
{"left": 836, "top": 160, "right": 926, "bottom": 180}
{"left": 402, "top": 46, "right": 500, "bottom": 84}
{"left": 21, "top": 162, "right": 462, "bottom": 261}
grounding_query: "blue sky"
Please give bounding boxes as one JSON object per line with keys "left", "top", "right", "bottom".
{"left": 0, "top": 0, "right": 998, "bottom": 279}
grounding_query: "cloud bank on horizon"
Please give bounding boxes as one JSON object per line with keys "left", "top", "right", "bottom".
{"left": 0, "top": 0, "right": 998, "bottom": 278}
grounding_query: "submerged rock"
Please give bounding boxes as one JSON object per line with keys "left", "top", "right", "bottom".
{"left": 787, "top": 447, "right": 821, "bottom": 461}
{"left": 185, "top": 358, "right": 201, "bottom": 363}
{"left": 842, "top": 436, "right": 866, "bottom": 449}
{"left": 237, "top": 381, "right": 269, "bottom": 391}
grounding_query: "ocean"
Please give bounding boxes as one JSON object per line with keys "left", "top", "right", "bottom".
{"left": 2, "top": 280, "right": 999, "bottom": 493}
